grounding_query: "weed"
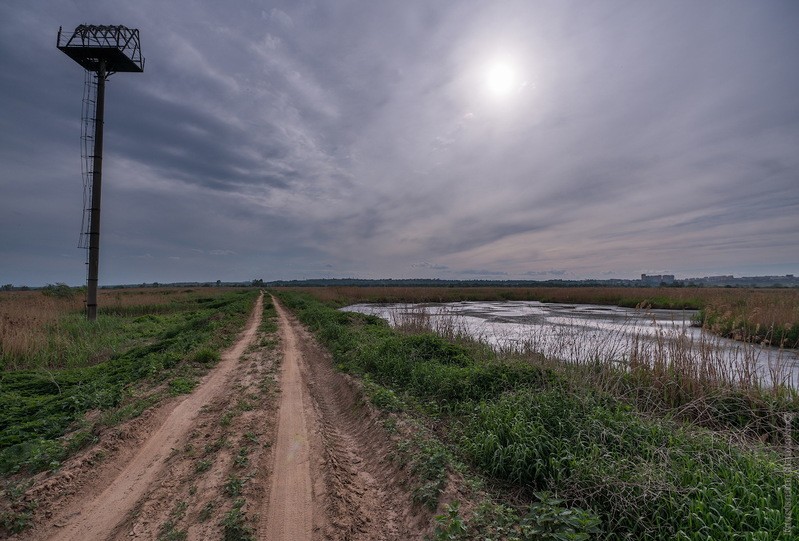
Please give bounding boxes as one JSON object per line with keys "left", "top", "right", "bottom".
{"left": 234, "top": 447, "right": 249, "bottom": 469}
{"left": 204, "top": 437, "right": 227, "bottom": 455}
{"left": 0, "top": 508, "right": 33, "bottom": 535}
{"left": 519, "top": 493, "right": 601, "bottom": 540}
{"left": 199, "top": 501, "right": 216, "bottom": 521}
{"left": 220, "top": 498, "right": 254, "bottom": 541}
{"left": 0, "top": 480, "right": 35, "bottom": 535}
{"left": 434, "top": 502, "right": 467, "bottom": 540}
{"left": 169, "top": 377, "right": 196, "bottom": 395}
{"left": 157, "top": 521, "right": 187, "bottom": 541}
{"left": 195, "top": 459, "right": 212, "bottom": 473}
{"left": 224, "top": 475, "right": 244, "bottom": 497}
{"left": 235, "top": 398, "right": 254, "bottom": 412}
{"left": 191, "top": 348, "right": 220, "bottom": 365}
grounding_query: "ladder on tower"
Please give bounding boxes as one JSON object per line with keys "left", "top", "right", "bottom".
{"left": 79, "top": 69, "right": 97, "bottom": 260}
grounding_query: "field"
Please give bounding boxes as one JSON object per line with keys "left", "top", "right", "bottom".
{"left": 0, "top": 288, "right": 257, "bottom": 475}
{"left": 2, "top": 285, "right": 798, "bottom": 539}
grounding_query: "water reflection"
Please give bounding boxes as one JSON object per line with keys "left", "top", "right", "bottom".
{"left": 343, "top": 301, "right": 799, "bottom": 388}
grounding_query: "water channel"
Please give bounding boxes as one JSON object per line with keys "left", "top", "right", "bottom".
{"left": 343, "top": 301, "right": 799, "bottom": 388}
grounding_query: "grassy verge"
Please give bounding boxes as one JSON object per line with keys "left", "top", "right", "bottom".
{"left": 276, "top": 290, "right": 799, "bottom": 540}
{"left": 0, "top": 289, "right": 258, "bottom": 475}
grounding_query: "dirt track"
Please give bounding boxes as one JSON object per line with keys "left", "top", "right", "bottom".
{"left": 13, "top": 294, "right": 428, "bottom": 540}
{"left": 261, "top": 300, "right": 313, "bottom": 540}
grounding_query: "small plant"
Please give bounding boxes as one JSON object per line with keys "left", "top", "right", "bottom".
{"left": 221, "top": 498, "right": 254, "bottom": 541}
{"left": 224, "top": 475, "right": 244, "bottom": 497}
{"left": 195, "top": 459, "right": 212, "bottom": 473}
{"left": 220, "top": 411, "right": 236, "bottom": 427}
{"left": 518, "top": 493, "right": 601, "bottom": 540}
{"left": 157, "top": 520, "right": 187, "bottom": 541}
{"left": 204, "top": 437, "right": 227, "bottom": 455}
{"left": 434, "top": 501, "right": 467, "bottom": 540}
{"left": 199, "top": 501, "right": 216, "bottom": 521}
{"left": 234, "top": 447, "right": 249, "bottom": 469}
{"left": 169, "top": 377, "right": 196, "bottom": 396}
{"left": 192, "top": 348, "right": 220, "bottom": 365}
{"left": 368, "top": 384, "right": 404, "bottom": 412}
{"left": 235, "top": 398, "right": 254, "bottom": 412}
{"left": 0, "top": 509, "right": 34, "bottom": 535}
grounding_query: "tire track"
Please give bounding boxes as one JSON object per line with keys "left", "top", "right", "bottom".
{"left": 42, "top": 292, "right": 264, "bottom": 541}
{"left": 260, "top": 299, "right": 313, "bottom": 540}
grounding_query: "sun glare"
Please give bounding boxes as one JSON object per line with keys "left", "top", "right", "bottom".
{"left": 486, "top": 62, "right": 516, "bottom": 97}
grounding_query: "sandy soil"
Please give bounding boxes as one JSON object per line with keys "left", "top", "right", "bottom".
{"left": 10, "top": 293, "right": 430, "bottom": 540}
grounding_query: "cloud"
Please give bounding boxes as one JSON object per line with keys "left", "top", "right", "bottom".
{"left": 0, "top": 1, "right": 797, "bottom": 285}
{"left": 460, "top": 269, "right": 509, "bottom": 277}
{"left": 411, "top": 261, "right": 449, "bottom": 270}
{"left": 523, "top": 270, "right": 567, "bottom": 277}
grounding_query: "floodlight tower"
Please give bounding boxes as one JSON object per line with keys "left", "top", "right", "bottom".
{"left": 57, "top": 25, "right": 144, "bottom": 320}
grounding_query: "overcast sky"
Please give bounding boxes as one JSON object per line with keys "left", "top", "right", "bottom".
{"left": 1, "top": 1, "right": 797, "bottom": 286}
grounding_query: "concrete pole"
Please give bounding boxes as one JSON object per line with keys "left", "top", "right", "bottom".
{"left": 86, "top": 60, "right": 106, "bottom": 321}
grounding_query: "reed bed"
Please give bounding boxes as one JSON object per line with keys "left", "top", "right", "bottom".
{"left": 390, "top": 304, "right": 798, "bottom": 437}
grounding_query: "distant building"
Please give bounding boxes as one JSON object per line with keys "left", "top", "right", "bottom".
{"left": 641, "top": 274, "right": 675, "bottom": 285}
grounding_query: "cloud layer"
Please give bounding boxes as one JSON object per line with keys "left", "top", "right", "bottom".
{"left": 1, "top": 0, "right": 797, "bottom": 285}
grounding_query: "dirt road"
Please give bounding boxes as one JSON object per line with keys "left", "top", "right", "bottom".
{"left": 261, "top": 300, "right": 313, "bottom": 540}
{"left": 14, "top": 294, "right": 428, "bottom": 540}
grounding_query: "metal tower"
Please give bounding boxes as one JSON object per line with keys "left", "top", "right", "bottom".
{"left": 57, "top": 25, "right": 144, "bottom": 320}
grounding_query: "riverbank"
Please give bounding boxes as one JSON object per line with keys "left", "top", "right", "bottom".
{"left": 277, "top": 290, "right": 799, "bottom": 540}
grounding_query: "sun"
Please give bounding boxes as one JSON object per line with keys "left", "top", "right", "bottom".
{"left": 486, "top": 62, "right": 516, "bottom": 97}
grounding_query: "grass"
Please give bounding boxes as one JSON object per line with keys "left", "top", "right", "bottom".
{"left": 0, "top": 288, "right": 258, "bottom": 476}
{"left": 276, "top": 290, "right": 799, "bottom": 540}
{"left": 0, "top": 288, "right": 238, "bottom": 370}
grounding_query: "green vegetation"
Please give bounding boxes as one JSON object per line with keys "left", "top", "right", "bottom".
{"left": 277, "top": 290, "right": 799, "bottom": 540}
{"left": 220, "top": 498, "right": 254, "bottom": 541}
{"left": 0, "top": 289, "right": 257, "bottom": 475}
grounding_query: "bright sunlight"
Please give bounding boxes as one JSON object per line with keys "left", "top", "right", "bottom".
{"left": 486, "top": 61, "right": 516, "bottom": 97}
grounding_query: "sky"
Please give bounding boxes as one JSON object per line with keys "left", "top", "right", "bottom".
{"left": 1, "top": 0, "right": 798, "bottom": 286}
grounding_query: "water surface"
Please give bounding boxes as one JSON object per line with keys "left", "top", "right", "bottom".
{"left": 344, "top": 300, "right": 799, "bottom": 387}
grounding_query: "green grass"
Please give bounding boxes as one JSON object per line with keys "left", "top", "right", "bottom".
{"left": 276, "top": 290, "right": 799, "bottom": 541}
{"left": 0, "top": 289, "right": 257, "bottom": 475}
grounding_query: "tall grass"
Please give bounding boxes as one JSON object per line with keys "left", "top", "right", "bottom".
{"left": 386, "top": 304, "right": 799, "bottom": 442}
{"left": 0, "top": 288, "right": 241, "bottom": 370}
